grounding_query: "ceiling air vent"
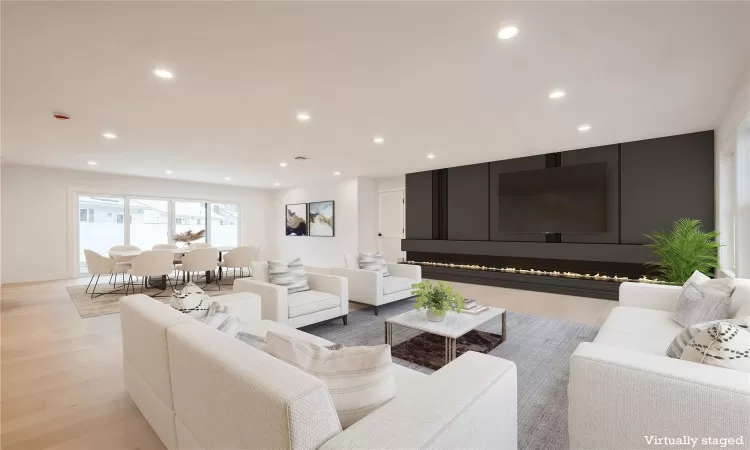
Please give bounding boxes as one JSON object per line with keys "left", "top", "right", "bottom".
{"left": 294, "top": 156, "right": 308, "bottom": 161}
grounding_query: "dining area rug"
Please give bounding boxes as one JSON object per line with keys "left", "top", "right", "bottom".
{"left": 66, "top": 275, "right": 241, "bottom": 318}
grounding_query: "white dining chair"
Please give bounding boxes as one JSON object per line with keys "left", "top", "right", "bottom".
{"left": 108, "top": 244, "right": 141, "bottom": 262}
{"left": 126, "top": 250, "right": 176, "bottom": 296}
{"left": 176, "top": 247, "right": 220, "bottom": 290}
{"left": 84, "top": 249, "right": 130, "bottom": 298}
{"left": 153, "top": 243, "right": 183, "bottom": 274}
{"left": 219, "top": 244, "right": 259, "bottom": 282}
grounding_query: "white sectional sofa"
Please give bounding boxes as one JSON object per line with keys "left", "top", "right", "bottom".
{"left": 569, "top": 280, "right": 750, "bottom": 450}
{"left": 307, "top": 256, "right": 422, "bottom": 315}
{"left": 120, "top": 292, "right": 518, "bottom": 450}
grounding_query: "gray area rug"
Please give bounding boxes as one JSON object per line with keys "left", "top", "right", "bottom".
{"left": 300, "top": 299, "right": 599, "bottom": 450}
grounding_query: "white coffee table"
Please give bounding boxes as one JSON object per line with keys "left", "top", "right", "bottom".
{"left": 385, "top": 307, "right": 506, "bottom": 363}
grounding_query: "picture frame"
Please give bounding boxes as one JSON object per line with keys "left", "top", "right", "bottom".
{"left": 308, "top": 200, "right": 335, "bottom": 237}
{"left": 285, "top": 203, "right": 308, "bottom": 236}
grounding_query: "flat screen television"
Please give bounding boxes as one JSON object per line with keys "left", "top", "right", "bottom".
{"left": 496, "top": 163, "right": 607, "bottom": 233}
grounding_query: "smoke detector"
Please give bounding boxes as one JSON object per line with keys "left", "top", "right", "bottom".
{"left": 294, "top": 156, "right": 308, "bottom": 161}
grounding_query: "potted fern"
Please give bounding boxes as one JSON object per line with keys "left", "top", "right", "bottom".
{"left": 645, "top": 218, "right": 720, "bottom": 285}
{"left": 412, "top": 280, "right": 465, "bottom": 322}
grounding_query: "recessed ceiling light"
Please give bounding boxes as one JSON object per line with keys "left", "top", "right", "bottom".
{"left": 497, "top": 26, "right": 519, "bottom": 40}
{"left": 153, "top": 68, "right": 174, "bottom": 79}
{"left": 274, "top": 182, "right": 281, "bottom": 187}
{"left": 373, "top": 136, "right": 385, "bottom": 144}
{"left": 87, "top": 161, "right": 97, "bottom": 166}
{"left": 165, "top": 170, "right": 173, "bottom": 174}
{"left": 426, "top": 153, "right": 436, "bottom": 159}
{"left": 280, "top": 161, "right": 288, "bottom": 167}
{"left": 297, "top": 112, "right": 311, "bottom": 122}
{"left": 577, "top": 124, "right": 592, "bottom": 132}
{"left": 102, "top": 132, "right": 117, "bottom": 139}
{"left": 224, "top": 177, "right": 231, "bottom": 181}
{"left": 333, "top": 171, "right": 341, "bottom": 176}
{"left": 549, "top": 90, "right": 566, "bottom": 100}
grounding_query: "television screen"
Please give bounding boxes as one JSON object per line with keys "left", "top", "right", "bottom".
{"left": 496, "top": 163, "right": 607, "bottom": 233}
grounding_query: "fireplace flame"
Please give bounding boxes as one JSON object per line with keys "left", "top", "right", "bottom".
{"left": 406, "top": 261, "right": 666, "bottom": 284}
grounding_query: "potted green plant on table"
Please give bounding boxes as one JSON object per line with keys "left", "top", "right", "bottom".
{"left": 645, "top": 218, "right": 720, "bottom": 285}
{"left": 412, "top": 280, "right": 465, "bottom": 322}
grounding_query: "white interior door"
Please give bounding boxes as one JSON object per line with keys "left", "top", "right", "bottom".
{"left": 377, "top": 190, "right": 405, "bottom": 263}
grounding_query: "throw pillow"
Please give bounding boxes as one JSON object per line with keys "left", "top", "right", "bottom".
{"left": 673, "top": 276, "right": 735, "bottom": 327}
{"left": 236, "top": 331, "right": 344, "bottom": 351}
{"left": 170, "top": 282, "right": 211, "bottom": 318}
{"left": 680, "top": 322, "right": 750, "bottom": 373}
{"left": 358, "top": 251, "right": 390, "bottom": 277}
{"left": 268, "top": 258, "right": 310, "bottom": 294}
{"left": 198, "top": 312, "right": 243, "bottom": 337}
{"left": 667, "top": 315, "right": 749, "bottom": 359}
{"left": 264, "top": 331, "right": 395, "bottom": 429}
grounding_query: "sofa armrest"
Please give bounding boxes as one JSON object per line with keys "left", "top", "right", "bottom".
{"left": 329, "top": 267, "right": 382, "bottom": 304}
{"left": 569, "top": 342, "right": 750, "bottom": 450}
{"left": 307, "top": 273, "right": 349, "bottom": 313}
{"left": 232, "top": 278, "right": 289, "bottom": 324}
{"left": 618, "top": 282, "right": 681, "bottom": 312}
{"left": 320, "top": 352, "right": 517, "bottom": 450}
{"left": 386, "top": 263, "right": 421, "bottom": 281}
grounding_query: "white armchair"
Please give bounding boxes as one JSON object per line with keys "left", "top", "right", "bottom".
{"left": 83, "top": 249, "right": 130, "bottom": 297}
{"left": 233, "top": 261, "right": 348, "bottom": 328}
{"left": 308, "top": 254, "right": 421, "bottom": 315}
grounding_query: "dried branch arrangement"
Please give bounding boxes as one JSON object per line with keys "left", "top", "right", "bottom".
{"left": 173, "top": 229, "right": 206, "bottom": 244}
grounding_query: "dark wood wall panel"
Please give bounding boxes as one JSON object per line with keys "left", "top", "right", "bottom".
{"left": 620, "top": 131, "right": 715, "bottom": 244}
{"left": 489, "top": 155, "right": 547, "bottom": 242}
{"left": 447, "top": 163, "right": 489, "bottom": 240}
{"left": 561, "top": 144, "right": 619, "bottom": 244}
{"left": 405, "top": 171, "right": 434, "bottom": 239}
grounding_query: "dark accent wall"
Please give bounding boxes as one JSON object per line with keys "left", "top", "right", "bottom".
{"left": 620, "top": 131, "right": 715, "bottom": 244}
{"left": 447, "top": 163, "right": 489, "bottom": 240}
{"left": 402, "top": 130, "right": 715, "bottom": 299}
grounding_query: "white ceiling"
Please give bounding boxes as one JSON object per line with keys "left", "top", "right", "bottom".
{"left": 2, "top": 1, "right": 749, "bottom": 188}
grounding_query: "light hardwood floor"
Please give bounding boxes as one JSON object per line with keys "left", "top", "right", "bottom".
{"left": 0, "top": 277, "right": 615, "bottom": 449}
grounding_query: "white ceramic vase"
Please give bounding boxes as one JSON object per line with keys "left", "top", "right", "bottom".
{"left": 426, "top": 309, "right": 445, "bottom": 322}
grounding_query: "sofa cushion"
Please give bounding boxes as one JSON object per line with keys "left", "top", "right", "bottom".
{"left": 680, "top": 322, "right": 750, "bottom": 372}
{"left": 288, "top": 290, "right": 341, "bottom": 318}
{"left": 382, "top": 276, "right": 416, "bottom": 295}
{"left": 594, "top": 306, "right": 684, "bottom": 355}
{"left": 243, "top": 320, "right": 336, "bottom": 347}
{"left": 391, "top": 363, "right": 427, "bottom": 393}
{"left": 265, "top": 331, "right": 395, "bottom": 429}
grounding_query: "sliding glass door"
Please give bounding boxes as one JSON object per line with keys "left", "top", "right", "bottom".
{"left": 210, "top": 203, "right": 239, "bottom": 247}
{"left": 78, "top": 195, "right": 125, "bottom": 273}
{"left": 130, "top": 198, "right": 170, "bottom": 250}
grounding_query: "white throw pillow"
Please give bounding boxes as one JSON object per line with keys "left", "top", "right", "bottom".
{"left": 268, "top": 258, "right": 310, "bottom": 294}
{"left": 667, "top": 315, "right": 749, "bottom": 359}
{"left": 673, "top": 274, "right": 735, "bottom": 327}
{"left": 358, "top": 251, "right": 390, "bottom": 277}
{"left": 170, "top": 282, "right": 211, "bottom": 318}
{"left": 264, "top": 331, "right": 395, "bottom": 429}
{"left": 680, "top": 321, "right": 750, "bottom": 372}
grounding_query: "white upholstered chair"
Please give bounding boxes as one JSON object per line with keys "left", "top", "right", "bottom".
{"left": 307, "top": 254, "right": 421, "bottom": 315}
{"left": 126, "top": 250, "right": 176, "bottom": 296}
{"left": 153, "top": 243, "right": 183, "bottom": 275}
{"left": 108, "top": 244, "right": 141, "bottom": 263}
{"left": 83, "top": 249, "right": 130, "bottom": 297}
{"left": 219, "top": 244, "right": 259, "bottom": 280}
{"left": 233, "top": 261, "right": 348, "bottom": 328}
{"left": 176, "top": 247, "right": 220, "bottom": 290}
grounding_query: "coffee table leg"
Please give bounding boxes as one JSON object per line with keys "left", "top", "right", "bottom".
{"left": 445, "top": 337, "right": 457, "bottom": 364}
{"left": 501, "top": 311, "right": 507, "bottom": 343}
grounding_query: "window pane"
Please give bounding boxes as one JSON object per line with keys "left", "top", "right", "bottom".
{"left": 210, "top": 203, "right": 239, "bottom": 247}
{"left": 78, "top": 196, "right": 124, "bottom": 273}
{"left": 130, "top": 198, "right": 169, "bottom": 250}
{"left": 175, "top": 201, "right": 206, "bottom": 246}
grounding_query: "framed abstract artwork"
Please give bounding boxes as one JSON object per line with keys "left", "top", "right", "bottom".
{"left": 285, "top": 203, "right": 308, "bottom": 236}
{"left": 309, "top": 200, "right": 335, "bottom": 237}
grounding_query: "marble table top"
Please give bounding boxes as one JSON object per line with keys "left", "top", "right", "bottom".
{"left": 109, "top": 246, "right": 235, "bottom": 257}
{"left": 386, "top": 306, "right": 505, "bottom": 339}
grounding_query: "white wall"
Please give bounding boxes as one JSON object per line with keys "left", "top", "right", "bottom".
{"left": 377, "top": 175, "right": 405, "bottom": 192}
{"left": 0, "top": 164, "right": 274, "bottom": 283}
{"left": 272, "top": 179, "right": 359, "bottom": 267}
{"left": 716, "top": 68, "right": 750, "bottom": 277}
{"left": 357, "top": 177, "right": 378, "bottom": 254}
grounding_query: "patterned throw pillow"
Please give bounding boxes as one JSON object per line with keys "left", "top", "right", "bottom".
{"left": 673, "top": 276, "right": 735, "bottom": 327}
{"left": 680, "top": 322, "right": 750, "bottom": 373}
{"left": 667, "top": 316, "right": 749, "bottom": 359}
{"left": 268, "top": 258, "right": 310, "bottom": 294}
{"left": 198, "top": 313, "right": 243, "bottom": 337}
{"left": 170, "top": 282, "right": 210, "bottom": 318}
{"left": 264, "top": 331, "right": 395, "bottom": 429}
{"left": 358, "top": 251, "right": 390, "bottom": 277}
